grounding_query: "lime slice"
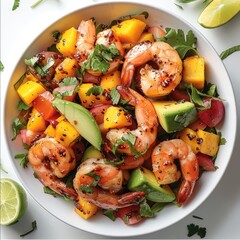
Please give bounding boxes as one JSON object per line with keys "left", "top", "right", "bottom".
{"left": 0, "top": 178, "right": 28, "bottom": 225}
{"left": 198, "top": 0, "right": 240, "bottom": 28}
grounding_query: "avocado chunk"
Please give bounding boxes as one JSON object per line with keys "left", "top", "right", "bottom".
{"left": 82, "top": 146, "right": 104, "bottom": 162}
{"left": 52, "top": 99, "right": 102, "bottom": 150}
{"left": 128, "top": 167, "right": 175, "bottom": 203}
{"left": 153, "top": 101, "right": 197, "bottom": 133}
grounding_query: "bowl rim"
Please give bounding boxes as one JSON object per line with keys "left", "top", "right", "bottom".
{"left": 3, "top": 0, "right": 237, "bottom": 237}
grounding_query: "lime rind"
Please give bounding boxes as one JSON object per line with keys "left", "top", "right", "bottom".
{"left": 0, "top": 178, "right": 28, "bottom": 225}
{"left": 198, "top": 0, "right": 240, "bottom": 28}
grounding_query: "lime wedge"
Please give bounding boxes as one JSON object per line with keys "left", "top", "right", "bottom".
{"left": 198, "top": 0, "right": 240, "bottom": 28}
{"left": 0, "top": 178, "right": 28, "bottom": 225}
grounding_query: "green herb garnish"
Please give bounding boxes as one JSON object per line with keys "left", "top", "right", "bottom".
{"left": 20, "top": 221, "right": 37, "bottom": 237}
{"left": 112, "top": 132, "right": 147, "bottom": 158}
{"left": 187, "top": 223, "right": 207, "bottom": 238}
{"left": 79, "top": 185, "right": 94, "bottom": 194}
{"left": 220, "top": 45, "right": 240, "bottom": 60}
{"left": 0, "top": 60, "right": 4, "bottom": 71}
{"left": 158, "top": 28, "right": 198, "bottom": 59}
{"left": 12, "top": 0, "right": 20, "bottom": 10}
{"left": 17, "top": 100, "right": 30, "bottom": 111}
{"left": 59, "top": 77, "right": 78, "bottom": 86}
{"left": 86, "top": 85, "right": 103, "bottom": 96}
{"left": 102, "top": 209, "right": 116, "bottom": 221}
{"left": 14, "top": 153, "right": 28, "bottom": 168}
{"left": 12, "top": 117, "right": 26, "bottom": 141}
{"left": 81, "top": 44, "right": 120, "bottom": 76}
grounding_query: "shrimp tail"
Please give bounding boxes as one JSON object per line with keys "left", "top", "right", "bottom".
{"left": 177, "top": 180, "right": 196, "bottom": 206}
{"left": 121, "top": 62, "right": 135, "bottom": 87}
{"left": 118, "top": 191, "right": 146, "bottom": 206}
{"left": 37, "top": 172, "right": 78, "bottom": 201}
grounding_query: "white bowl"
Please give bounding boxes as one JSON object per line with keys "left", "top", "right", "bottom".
{"left": 4, "top": 1, "right": 237, "bottom": 237}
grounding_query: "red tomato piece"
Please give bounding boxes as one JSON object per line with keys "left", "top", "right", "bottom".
{"left": 188, "top": 118, "right": 207, "bottom": 131}
{"left": 115, "top": 205, "right": 143, "bottom": 225}
{"left": 198, "top": 98, "right": 225, "bottom": 127}
{"left": 90, "top": 104, "right": 111, "bottom": 124}
{"left": 196, "top": 152, "right": 216, "bottom": 171}
{"left": 32, "top": 91, "right": 59, "bottom": 120}
{"left": 170, "top": 89, "right": 190, "bottom": 102}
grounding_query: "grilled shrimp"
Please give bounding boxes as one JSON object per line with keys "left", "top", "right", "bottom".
{"left": 106, "top": 86, "right": 158, "bottom": 156}
{"left": 75, "top": 19, "right": 96, "bottom": 64}
{"left": 73, "top": 158, "right": 145, "bottom": 210}
{"left": 121, "top": 41, "right": 183, "bottom": 98}
{"left": 28, "top": 138, "right": 77, "bottom": 200}
{"left": 152, "top": 139, "right": 199, "bottom": 205}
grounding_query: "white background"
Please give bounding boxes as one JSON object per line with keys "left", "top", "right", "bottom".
{"left": 1, "top": 0, "right": 240, "bottom": 239}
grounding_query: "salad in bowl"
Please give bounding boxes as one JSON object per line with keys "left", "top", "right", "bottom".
{"left": 5, "top": 2, "right": 236, "bottom": 237}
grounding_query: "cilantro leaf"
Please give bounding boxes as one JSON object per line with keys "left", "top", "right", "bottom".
{"left": 12, "top": 117, "right": 26, "bottom": 140}
{"left": 0, "top": 60, "right": 4, "bottom": 72}
{"left": 52, "top": 31, "right": 62, "bottom": 41}
{"left": 86, "top": 86, "right": 103, "bottom": 96}
{"left": 81, "top": 44, "right": 120, "bottom": 75}
{"left": 25, "top": 56, "right": 39, "bottom": 67}
{"left": 12, "top": 0, "right": 20, "bottom": 10}
{"left": 17, "top": 100, "right": 30, "bottom": 111}
{"left": 158, "top": 28, "right": 198, "bottom": 59}
{"left": 112, "top": 132, "right": 147, "bottom": 158}
{"left": 59, "top": 77, "right": 78, "bottom": 86}
{"left": 102, "top": 209, "right": 116, "bottom": 221}
{"left": 110, "top": 88, "right": 121, "bottom": 105}
{"left": 140, "top": 200, "right": 155, "bottom": 217}
{"left": 20, "top": 221, "right": 37, "bottom": 237}
{"left": 43, "top": 186, "right": 58, "bottom": 197}
{"left": 220, "top": 45, "right": 240, "bottom": 60}
{"left": 86, "top": 172, "right": 101, "bottom": 187}
{"left": 14, "top": 153, "right": 28, "bottom": 168}
{"left": 79, "top": 185, "right": 94, "bottom": 194}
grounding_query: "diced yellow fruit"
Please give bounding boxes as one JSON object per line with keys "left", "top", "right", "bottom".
{"left": 75, "top": 198, "right": 99, "bottom": 219}
{"left": 104, "top": 106, "right": 132, "bottom": 129}
{"left": 100, "top": 70, "right": 121, "bottom": 92}
{"left": 178, "top": 128, "right": 200, "bottom": 154}
{"left": 111, "top": 19, "right": 146, "bottom": 43}
{"left": 196, "top": 129, "right": 220, "bottom": 156}
{"left": 138, "top": 32, "right": 154, "bottom": 43}
{"left": 54, "top": 57, "right": 78, "bottom": 82}
{"left": 78, "top": 83, "right": 110, "bottom": 109}
{"left": 27, "top": 108, "right": 47, "bottom": 132}
{"left": 56, "top": 115, "right": 65, "bottom": 123}
{"left": 17, "top": 81, "right": 46, "bottom": 106}
{"left": 55, "top": 120, "right": 80, "bottom": 147}
{"left": 56, "top": 27, "right": 78, "bottom": 56}
{"left": 44, "top": 124, "right": 56, "bottom": 138}
{"left": 183, "top": 56, "right": 205, "bottom": 89}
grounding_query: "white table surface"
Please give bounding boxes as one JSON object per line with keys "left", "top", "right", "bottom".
{"left": 1, "top": 0, "right": 240, "bottom": 239}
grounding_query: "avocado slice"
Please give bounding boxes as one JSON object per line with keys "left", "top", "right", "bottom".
{"left": 153, "top": 101, "right": 197, "bottom": 133}
{"left": 81, "top": 146, "right": 104, "bottom": 162}
{"left": 128, "top": 167, "right": 175, "bottom": 203}
{"left": 52, "top": 99, "right": 102, "bottom": 150}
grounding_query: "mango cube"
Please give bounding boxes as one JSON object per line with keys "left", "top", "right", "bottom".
{"left": 183, "top": 56, "right": 205, "bottom": 89}
{"left": 111, "top": 19, "right": 146, "bottom": 43}
{"left": 55, "top": 120, "right": 80, "bottom": 147}
{"left": 75, "top": 198, "right": 98, "bottom": 220}
{"left": 104, "top": 106, "right": 132, "bottom": 129}
{"left": 197, "top": 129, "right": 220, "bottom": 156}
{"left": 27, "top": 108, "right": 47, "bottom": 132}
{"left": 56, "top": 27, "right": 78, "bottom": 56}
{"left": 17, "top": 81, "right": 46, "bottom": 106}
